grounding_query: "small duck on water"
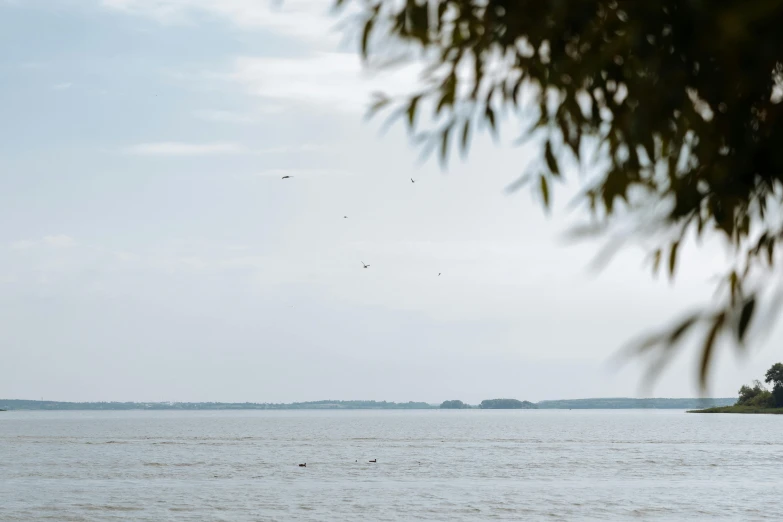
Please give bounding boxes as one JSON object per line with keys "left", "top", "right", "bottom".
{"left": 298, "top": 463, "right": 306, "bottom": 467}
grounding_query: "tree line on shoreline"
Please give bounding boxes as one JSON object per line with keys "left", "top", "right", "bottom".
{"left": 734, "top": 363, "right": 783, "bottom": 408}
{"left": 1, "top": 397, "right": 735, "bottom": 411}
{"left": 440, "top": 399, "right": 537, "bottom": 409}
{"left": 688, "top": 362, "right": 783, "bottom": 413}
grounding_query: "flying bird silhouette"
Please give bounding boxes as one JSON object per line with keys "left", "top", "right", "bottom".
{"left": 410, "top": 178, "right": 415, "bottom": 183}
{"left": 281, "top": 175, "right": 292, "bottom": 179}
{"left": 361, "top": 262, "right": 370, "bottom": 269}
{"left": 438, "top": 273, "right": 441, "bottom": 276}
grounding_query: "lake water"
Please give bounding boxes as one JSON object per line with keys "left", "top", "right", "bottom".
{"left": 0, "top": 409, "right": 778, "bottom": 521}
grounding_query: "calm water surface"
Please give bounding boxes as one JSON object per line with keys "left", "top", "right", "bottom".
{"left": 0, "top": 410, "right": 778, "bottom": 521}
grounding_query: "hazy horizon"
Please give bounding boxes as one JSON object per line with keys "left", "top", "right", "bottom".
{"left": 1, "top": 0, "right": 781, "bottom": 403}
{"left": 0, "top": 394, "right": 736, "bottom": 403}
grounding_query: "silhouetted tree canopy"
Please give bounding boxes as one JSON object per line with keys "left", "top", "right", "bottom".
{"left": 337, "top": 0, "right": 783, "bottom": 389}
{"left": 764, "top": 362, "right": 783, "bottom": 405}
{"left": 734, "top": 362, "right": 783, "bottom": 407}
{"left": 764, "top": 362, "right": 783, "bottom": 387}
{"left": 440, "top": 399, "right": 470, "bottom": 409}
{"left": 736, "top": 379, "right": 774, "bottom": 408}
{"left": 479, "top": 398, "right": 536, "bottom": 409}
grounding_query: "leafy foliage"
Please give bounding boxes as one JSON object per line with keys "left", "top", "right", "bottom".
{"left": 736, "top": 380, "right": 775, "bottom": 408}
{"left": 764, "top": 362, "right": 783, "bottom": 405}
{"left": 479, "top": 398, "right": 537, "bottom": 409}
{"left": 440, "top": 399, "right": 470, "bottom": 408}
{"left": 764, "top": 362, "right": 783, "bottom": 387}
{"left": 735, "top": 363, "right": 783, "bottom": 407}
{"left": 337, "top": 0, "right": 783, "bottom": 387}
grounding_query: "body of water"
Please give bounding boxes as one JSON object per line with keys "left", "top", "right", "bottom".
{"left": 0, "top": 409, "right": 778, "bottom": 520}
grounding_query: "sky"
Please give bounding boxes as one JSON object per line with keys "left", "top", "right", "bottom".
{"left": 0, "top": 0, "right": 780, "bottom": 403}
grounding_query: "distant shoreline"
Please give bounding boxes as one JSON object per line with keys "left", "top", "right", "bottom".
{"left": 0, "top": 397, "right": 735, "bottom": 411}
{"left": 687, "top": 406, "right": 783, "bottom": 414}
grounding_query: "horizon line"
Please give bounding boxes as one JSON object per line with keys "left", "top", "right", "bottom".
{"left": 0, "top": 396, "right": 735, "bottom": 404}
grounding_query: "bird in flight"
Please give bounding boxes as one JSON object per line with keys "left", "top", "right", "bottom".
{"left": 362, "top": 262, "right": 370, "bottom": 269}
{"left": 344, "top": 216, "right": 348, "bottom": 219}
{"left": 438, "top": 273, "right": 441, "bottom": 276}
{"left": 281, "top": 175, "right": 292, "bottom": 179}
{"left": 410, "top": 178, "right": 415, "bottom": 183}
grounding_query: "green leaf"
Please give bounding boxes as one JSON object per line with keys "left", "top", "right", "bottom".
{"left": 737, "top": 297, "right": 756, "bottom": 342}
{"left": 540, "top": 174, "right": 550, "bottom": 209}
{"left": 460, "top": 119, "right": 471, "bottom": 155}
{"left": 439, "top": 124, "right": 452, "bottom": 164}
{"left": 590, "top": 97, "right": 601, "bottom": 125}
{"left": 437, "top": 2, "right": 447, "bottom": 30}
{"left": 511, "top": 79, "right": 523, "bottom": 104}
{"left": 642, "top": 134, "right": 656, "bottom": 163}
{"left": 651, "top": 248, "right": 662, "bottom": 276}
{"left": 407, "top": 95, "right": 422, "bottom": 129}
{"left": 361, "top": 18, "right": 374, "bottom": 58}
{"left": 485, "top": 106, "right": 496, "bottom": 137}
{"left": 545, "top": 140, "right": 560, "bottom": 176}
{"left": 367, "top": 93, "right": 390, "bottom": 117}
{"left": 767, "top": 239, "right": 775, "bottom": 266}
{"left": 754, "top": 232, "right": 768, "bottom": 256}
{"left": 667, "top": 314, "right": 700, "bottom": 343}
{"left": 436, "top": 74, "right": 456, "bottom": 114}
{"left": 728, "top": 271, "right": 740, "bottom": 305}
{"left": 699, "top": 313, "right": 725, "bottom": 390}
{"left": 668, "top": 240, "right": 679, "bottom": 279}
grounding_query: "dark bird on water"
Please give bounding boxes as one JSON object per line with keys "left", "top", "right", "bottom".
{"left": 369, "top": 459, "right": 377, "bottom": 463}
{"left": 362, "top": 262, "right": 370, "bottom": 269}
{"left": 281, "top": 175, "right": 292, "bottom": 179}
{"left": 298, "top": 463, "right": 306, "bottom": 467}
{"left": 344, "top": 216, "right": 347, "bottom": 219}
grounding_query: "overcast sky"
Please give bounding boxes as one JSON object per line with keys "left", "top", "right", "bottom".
{"left": 0, "top": 0, "right": 779, "bottom": 403}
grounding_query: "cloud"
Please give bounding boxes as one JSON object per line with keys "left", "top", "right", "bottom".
{"left": 101, "top": 0, "right": 340, "bottom": 42}
{"left": 52, "top": 82, "right": 73, "bottom": 90}
{"left": 103, "top": 1, "right": 415, "bottom": 114}
{"left": 125, "top": 142, "right": 245, "bottom": 156}
{"left": 228, "top": 53, "right": 419, "bottom": 113}
{"left": 10, "top": 235, "right": 76, "bottom": 250}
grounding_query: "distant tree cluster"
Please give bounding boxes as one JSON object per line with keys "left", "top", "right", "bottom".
{"left": 539, "top": 397, "right": 733, "bottom": 409}
{"left": 439, "top": 398, "right": 539, "bottom": 409}
{"left": 736, "top": 363, "right": 783, "bottom": 408}
{"left": 737, "top": 381, "right": 774, "bottom": 408}
{"left": 479, "top": 399, "right": 537, "bottom": 409}
{"left": 0, "top": 399, "right": 437, "bottom": 411}
{"left": 440, "top": 400, "right": 471, "bottom": 409}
